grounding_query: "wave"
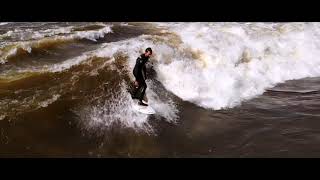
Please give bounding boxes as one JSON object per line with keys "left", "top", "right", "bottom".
{"left": 38, "top": 94, "right": 61, "bottom": 108}
{"left": 4, "top": 22, "right": 320, "bottom": 131}
{"left": 0, "top": 22, "right": 10, "bottom": 26}
{"left": 0, "top": 71, "right": 42, "bottom": 83}
{"left": 75, "top": 22, "right": 320, "bottom": 110}
{"left": 151, "top": 22, "right": 320, "bottom": 109}
{"left": 0, "top": 26, "right": 73, "bottom": 41}
{"left": 0, "top": 25, "right": 112, "bottom": 64}
{"left": 0, "top": 56, "right": 111, "bottom": 118}
{"left": 8, "top": 22, "right": 320, "bottom": 111}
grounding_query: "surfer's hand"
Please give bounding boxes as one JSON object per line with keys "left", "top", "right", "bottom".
{"left": 134, "top": 81, "right": 139, "bottom": 87}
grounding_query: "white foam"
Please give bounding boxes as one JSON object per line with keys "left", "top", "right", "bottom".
{"left": 48, "top": 54, "right": 90, "bottom": 72}
{"left": 80, "top": 80, "right": 178, "bottom": 133}
{"left": 0, "top": 24, "right": 113, "bottom": 64}
{"left": 32, "top": 26, "right": 73, "bottom": 39}
{"left": 0, "top": 27, "right": 73, "bottom": 41}
{"left": 78, "top": 82, "right": 153, "bottom": 133}
{"left": 120, "top": 22, "right": 129, "bottom": 26}
{"left": 38, "top": 94, "right": 61, "bottom": 108}
{"left": 152, "top": 22, "right": 320, "bottom": 109}
{"left": 0, "top": 42, "right": 33, "bottom": 64}
{"left": 73, "top": 26, "right": 112, "bottom": 41}
{"left": 0, "top": 115, "right": 5, "bottom": 121}
{"left": 0, "top": 22, "right": 9, "bottom": 26}
{"left": 0, "top": 24, "right": 111, "bottom": 41}
{"left": 73, "top": 37, "right": 179, "bottom": 132}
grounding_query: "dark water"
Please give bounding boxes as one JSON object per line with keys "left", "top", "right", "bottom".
{"left": 1, "top": 22, "right": 320, "bottom": 157}
{"left": 1, "top": 77, "right": 320, "bottom": 157}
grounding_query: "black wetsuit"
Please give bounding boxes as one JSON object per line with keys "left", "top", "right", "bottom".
{"left": 133, "top": 54, "right": 149, "bottom": 102}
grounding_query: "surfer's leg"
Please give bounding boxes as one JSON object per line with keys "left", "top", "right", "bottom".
{"left": 131, "top": 86, "right": 139, "bottom": 99}
{"left": 131, "top": 73, "right": 142, "bottom": 99}
{"left": 138, "top": 84, "right": 148, "bottom": 106}
{"left": 139, "top": 81, "right": 147, "bottom": 102}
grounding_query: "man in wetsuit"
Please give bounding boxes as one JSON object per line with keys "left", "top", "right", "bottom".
{"left": 132, "top": 47, "right": 152, "bottom": 106}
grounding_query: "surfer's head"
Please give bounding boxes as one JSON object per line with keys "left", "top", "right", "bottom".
{"left": 145, "top": 47, "right": 152, "bottom": 58}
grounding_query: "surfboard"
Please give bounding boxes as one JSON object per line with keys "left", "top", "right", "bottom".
{"left": 128, "top": 81, "right": 155, "bottom": 114}
{"left": 132, "top": 100, "right": 155, "bottom": 114}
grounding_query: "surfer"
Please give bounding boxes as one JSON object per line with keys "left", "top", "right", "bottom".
{"left": 132, "top": 47, "right": 152, "bottom": 106}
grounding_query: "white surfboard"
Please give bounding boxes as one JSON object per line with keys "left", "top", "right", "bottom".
{"left": 132, "top": 100, "right": 155, "bottom": 115}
